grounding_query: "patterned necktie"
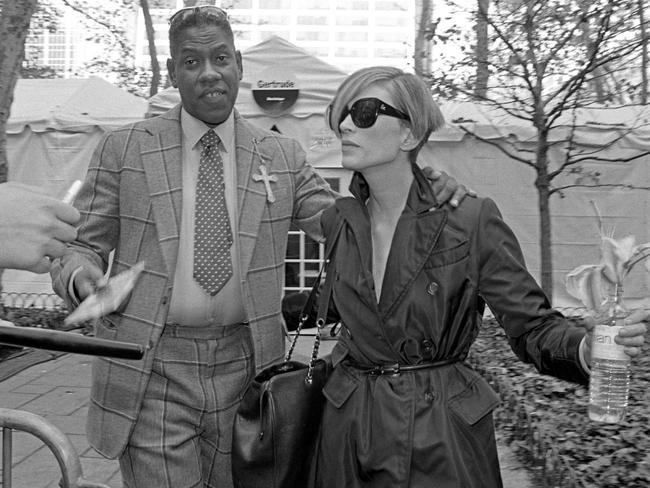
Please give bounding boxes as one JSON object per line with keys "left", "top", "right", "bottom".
{"left": 193, "top": 130, "right": 233, "bottom": 295}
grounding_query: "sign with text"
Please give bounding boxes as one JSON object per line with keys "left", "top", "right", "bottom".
{"left": 252, "top": 67, "right": 299, "bottom": 115}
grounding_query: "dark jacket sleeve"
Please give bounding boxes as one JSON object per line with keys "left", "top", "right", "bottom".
{"left": 476, "top": 198, "right": 589, "bottom": 385}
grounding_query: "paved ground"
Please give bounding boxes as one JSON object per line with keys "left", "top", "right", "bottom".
{"left": 0, "top": 334, "right": 536, "bottom": 487}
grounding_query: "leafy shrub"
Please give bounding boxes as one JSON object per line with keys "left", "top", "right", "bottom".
{"left": 471, "top": 318, "right": 650, "bottom": 488}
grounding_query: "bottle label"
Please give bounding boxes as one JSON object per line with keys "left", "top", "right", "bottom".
{"left": 591, "top": 324, "right": 629, "bottom": 361}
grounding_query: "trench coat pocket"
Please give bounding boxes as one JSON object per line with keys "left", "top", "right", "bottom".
{"left": 424, "top": 240, "right": 470, "bottom": 268}
{"left": 448, "top": 376, "right": 500, "bottom": 425}
{"left": 322, "top": 366, "right": 359, "bottom": 409}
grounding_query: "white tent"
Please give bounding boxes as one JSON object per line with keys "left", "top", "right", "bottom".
{"left": 7, "top": 76, "right": 147, "bottom": 194}
{"left": 5, "top": 76, "right": 147, "bottom": 295}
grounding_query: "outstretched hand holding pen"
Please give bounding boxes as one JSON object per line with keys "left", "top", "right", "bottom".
{"left": 0, "top": 181, "right": 81, "bottom": 273}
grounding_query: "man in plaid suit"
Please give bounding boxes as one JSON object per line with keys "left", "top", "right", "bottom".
{"left": 51, "top": 6, "right": 466, "bottom": 488}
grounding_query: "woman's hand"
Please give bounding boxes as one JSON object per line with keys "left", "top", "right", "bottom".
{"left": 582, "top": 309, "right": 648, "bottom": 364}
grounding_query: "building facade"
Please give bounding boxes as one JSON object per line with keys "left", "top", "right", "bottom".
{"left": 134, "top": 0, "right": 416, "bottom": 74}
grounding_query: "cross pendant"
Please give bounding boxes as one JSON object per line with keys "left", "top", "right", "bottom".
{"left": 252, "top": 164, "right": 278, "bottom": 203}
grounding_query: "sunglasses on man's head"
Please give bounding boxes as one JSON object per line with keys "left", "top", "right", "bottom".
{"left": 169, "top": 5, "right": 228, "bottom": 26}
{"left": 330, "top": 97, "right": 409, "bottom": 130}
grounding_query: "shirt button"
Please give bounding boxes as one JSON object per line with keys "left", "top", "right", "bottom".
{"left": 424, "top": 390, "right": 435, "bottom": 403}
{"left": 161, "top": 296, "right": 168, "bottom": 305}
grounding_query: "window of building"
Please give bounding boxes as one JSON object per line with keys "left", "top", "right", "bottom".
{"left": 375, "top": 0, "right": 409, "bottom": 10}
{"left": 374, "top": 46, "right": 407, "bottom": 58}
{"left": 306, "top": 46, "right": 331, "bottom": 57}
{"left": 283, "top": 177, "right": 341, "bottom": 294}
{"left": 258, "top": 0, "right": 292, "bottom": 9}
{"left": 374, "top": 32, "right": 404, "bottom": 43}
{"left": 301, "top": 0, "right": 328, "bottom": 8}
{"left": 296, "top": 15, "right": 328, "bottom": 25}
{"left": 336, "top": 0, "right": 368, "bottom": 8}
{"left": 259, "top": 30, "right": 289, "bottom": 39}
{"left": 336, "top": 31, "right": 367, "bottom": 42}
{"left": 335, "top": 16, "right": 368, "bottom": 26}
{"left": 258, "top": 14, "right": 292, "bottom": 26}
{"left": 231, "top": 0, "right": 253, "bottom": 7}
{"left": 296, "top": 31, "right": 330, "bottom": 42}
{"left": 375, "top": 15, "right": 405, "bottom": 27}
{"left": 335, "top": 46, "right": 369, "bottom": 57}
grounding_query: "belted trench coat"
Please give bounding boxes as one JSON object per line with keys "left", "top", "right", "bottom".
{"left": 311, "top": 164, "right": 589, "bottom": 488}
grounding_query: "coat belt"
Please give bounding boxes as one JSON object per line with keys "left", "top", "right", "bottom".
{"left": 348, "top": 357, "right": 460, "bottom": 376}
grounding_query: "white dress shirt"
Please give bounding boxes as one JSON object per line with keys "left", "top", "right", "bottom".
{"left": 166, "top": 108, "right": 246, "bottom": 326}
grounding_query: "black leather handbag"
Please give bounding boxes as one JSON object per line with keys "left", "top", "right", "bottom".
{"left": 231, "top": 222, "right": 342, "bottom": 488}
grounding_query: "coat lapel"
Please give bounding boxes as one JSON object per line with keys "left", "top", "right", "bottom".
{"left": 379, "top": 167, "right": 447, "bottom": 317}
{"left": 234, "top": 113, "right": 276, "bottom": 278}
{"left": 140, "top": 106, "right": 183, "bottom": 276}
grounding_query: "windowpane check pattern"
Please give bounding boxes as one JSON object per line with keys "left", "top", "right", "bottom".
{"left": 193, "top": 130, "right": 233, "bottom": 295}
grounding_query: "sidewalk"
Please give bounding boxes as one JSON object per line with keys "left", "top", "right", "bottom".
{"left": 0, "top": 336, "right": 536, "bottom": 487}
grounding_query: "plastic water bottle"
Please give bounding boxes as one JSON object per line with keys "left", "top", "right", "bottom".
{"left": 588, "top": 285, "right": 631, "bottom": 423}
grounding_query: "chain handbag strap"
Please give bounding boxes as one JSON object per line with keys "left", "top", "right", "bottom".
{"left": 284, "top": 219, "right": 344, "bottom": 383}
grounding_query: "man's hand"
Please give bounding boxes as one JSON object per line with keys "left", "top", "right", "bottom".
{"left": 581, "top": 309, "right": 648, "bottom": 365}
{"left": 421, "top": 167, "right": 476, "bottom": 208}
{"left": 73, "top": 265, "right": 108, "bottom": 302}
{"left": 0, "top": 183, "right": 80, "bottom": 273}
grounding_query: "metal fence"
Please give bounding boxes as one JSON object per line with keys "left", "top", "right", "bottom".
{"left": 1, "top": 293, "right": 65, "bottom": 310}
{"left": 1, "top": 291, "right": 600, "bottom": 315}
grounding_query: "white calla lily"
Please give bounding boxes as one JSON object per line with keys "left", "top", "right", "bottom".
{"left": 565, "top": 264, "right": 608, "bottom": 311}
{"left": 566, "top": 233, "right": 650, "bottom": 311}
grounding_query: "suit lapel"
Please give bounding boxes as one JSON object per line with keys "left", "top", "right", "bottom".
{"left": 140, "top": 106, "right": 183, "bottom": 276}
{"left": 234, "top": 114, "right": 276, "bottom": 278}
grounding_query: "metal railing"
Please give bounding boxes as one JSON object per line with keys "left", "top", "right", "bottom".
{"left": 0, "top": 408, "right": 110, "bottom": 488}
{"left": 0, "top": 324, "right": 144, "bottom": 487}
{"left": 1, "top": 292, "right": 65, "bottom": 310}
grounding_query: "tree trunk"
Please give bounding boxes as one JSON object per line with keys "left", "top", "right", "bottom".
{"left": 140, "top": 0, "right": 160, "bottom": 97}
{"left": 0, "top": 0, "right": 38, "bottom": 180}
{"left": 639, "top": 0, "right": 648, "bottom": 104}
{"left": 534, "top": 133, "right": 554, "bottom": 300}
{"left": 414, "top": 0, "right": 432, "bottom": 78}
{"left": 474, "top": 0, "right": 490, "bottom": 98}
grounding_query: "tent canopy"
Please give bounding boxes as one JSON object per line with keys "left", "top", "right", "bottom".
{"left": 8, "top": 76, "right": 147, "bottom": 133}
{"left": 433, "top": 101, "right": 650, "bottom": 150}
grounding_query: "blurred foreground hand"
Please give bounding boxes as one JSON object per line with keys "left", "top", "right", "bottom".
{"left": 0, "top": 183, "right": 80, "bottom": 273}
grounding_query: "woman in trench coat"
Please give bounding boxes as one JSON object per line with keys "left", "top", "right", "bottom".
{"left": 309, "top": 66, "right": 648, "bottom": 488}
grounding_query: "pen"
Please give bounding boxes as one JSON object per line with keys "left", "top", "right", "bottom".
{"left": 61, "top": 180, "right": 83, "bottom": 205}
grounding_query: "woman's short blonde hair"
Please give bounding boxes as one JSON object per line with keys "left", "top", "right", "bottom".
{"left": 327, "top": 66, "right": 445, "bottom": 162}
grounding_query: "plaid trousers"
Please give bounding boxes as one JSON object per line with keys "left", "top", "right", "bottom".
{"left": 119, "top": 323, "right": 254, "bottom": 488}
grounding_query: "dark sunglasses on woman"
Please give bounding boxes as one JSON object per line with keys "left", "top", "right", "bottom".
{"left": 328, "top": 97, "right": 409, "bottom": 130}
